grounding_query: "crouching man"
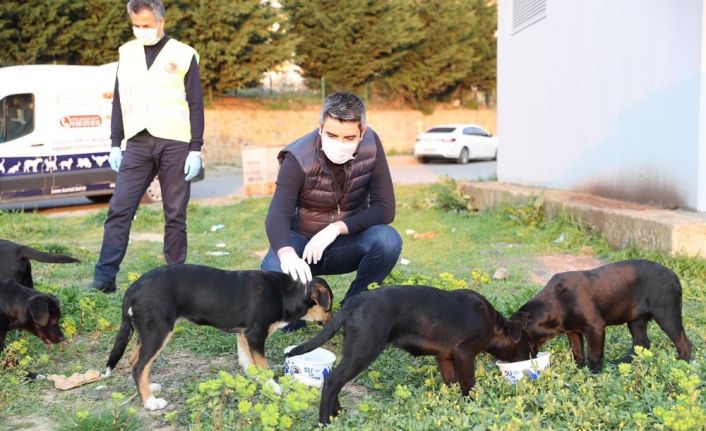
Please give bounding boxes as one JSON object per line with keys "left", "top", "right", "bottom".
{"left": 261, "top": 92, "right": 402, "bottom": 330}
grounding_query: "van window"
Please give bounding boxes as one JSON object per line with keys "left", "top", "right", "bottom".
{"left": 1, "top": 93, "right": 35, "bottom": 143}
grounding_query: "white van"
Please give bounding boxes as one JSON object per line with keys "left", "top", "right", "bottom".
{"left": 0, "top": 63, "right": 197, "bottom": 205}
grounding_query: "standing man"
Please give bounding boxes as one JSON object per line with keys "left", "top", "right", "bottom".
{"left": 261, "top": 92, "right": 402, "bottom": 329}
{"left": 89, "top": 0, "right": 204, "bottom": 293}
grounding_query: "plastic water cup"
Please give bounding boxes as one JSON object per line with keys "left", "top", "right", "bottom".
{"left": 284, "top": 346, "right": 336, "bottom": 388}
{"left": 496, "top": 352, "right": 551, "bottom": 384}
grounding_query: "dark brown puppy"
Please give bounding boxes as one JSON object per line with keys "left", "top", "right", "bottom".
{"left": 0, "top": 239, "right": 79, "bottom": 289}
{"left": 286, "top": 285, "right": 532, "bottom": 424}
{"left": 0, "top": 279, "right": 65, "bottom": 354}
{"left": 105, "top": 264, "right": 334, "bottom": 411}
{"left": 512, "top": 259, "right": 692, "bottom": 373}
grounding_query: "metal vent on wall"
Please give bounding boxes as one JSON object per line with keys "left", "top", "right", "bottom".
{"left": 512, "top": 0, "right": 546, "bottom": 35}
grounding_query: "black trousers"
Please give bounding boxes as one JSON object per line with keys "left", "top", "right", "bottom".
{"left": 94, "top": 133, "right": 191, "bottom": 283}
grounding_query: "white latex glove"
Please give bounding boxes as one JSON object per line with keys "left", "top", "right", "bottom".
{"left": 108, "top": 147, "right": 122, "bottom": 172}
{"left": 184, "top": 151, "right": 202, "bottom": 181}
{"left": 303, "top": 223, "right": 342, "bottom": 265}
{"left": 278, "top": 248, "right": 312, "bottom": 284}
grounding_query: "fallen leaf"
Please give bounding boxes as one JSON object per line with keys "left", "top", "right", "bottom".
{"left": 492, "top": 267, "right": 509, "bottom": 280}
{"left": 47, "top": 370, "right": 101, "bottom": 390}
{"left": 414, "top": 231, "right": 436, "bottom": 240}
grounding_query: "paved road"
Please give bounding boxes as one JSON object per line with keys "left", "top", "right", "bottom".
{"left": 0, "top": 156, "right": 496, "bottom": 213}
{"left": 388, "top": 156, "right": 496, "bottom": 185}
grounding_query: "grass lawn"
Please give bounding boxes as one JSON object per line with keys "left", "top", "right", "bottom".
{"left": 0, "top": 183, "right": 704, "bottom": 430}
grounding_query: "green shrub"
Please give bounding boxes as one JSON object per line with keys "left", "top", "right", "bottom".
{"left": 503, "top": 194, "right": 545, "bottom": 227}
{"left": 58, "top": 392, "right": 144, "bottom": 431}
{"left": 324, "top": 345, "right": 706, "bottom": 430}
{"left": 183, "top": 367, "right": 319, "bottom": 431}
{"left": 428, "top": 177, "right": 476, "bottom": 212}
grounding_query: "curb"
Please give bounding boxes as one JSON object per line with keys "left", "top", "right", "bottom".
{"left": 461, "top": 181, "right": 706, "bottom": 257}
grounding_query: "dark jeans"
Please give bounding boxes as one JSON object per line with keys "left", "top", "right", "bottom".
{"left": 261, "top": 225, "right": 403, "bottom": 302}
{"left": 94, "top": 133, "right": 191, "bottom": 283}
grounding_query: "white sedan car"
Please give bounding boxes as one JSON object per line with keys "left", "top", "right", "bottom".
{"left": 413, "top": 124, "right": 497, "bottom": 164}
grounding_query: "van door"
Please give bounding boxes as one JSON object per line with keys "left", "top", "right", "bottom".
{"left": 0, "top": 93, "right": 55, "bottom": 201}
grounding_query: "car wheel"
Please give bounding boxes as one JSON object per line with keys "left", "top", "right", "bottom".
{"left": 492, "top": 150, "right": 497, "bottom": 161}
{"left": 87, "top": 194, "right": 112, "bottom": 203}
{"left": 457, "top": 148, "right": 469, "bottom": 164}
{"left": 417, "top": 156, "right": 428, "bottom": 164}
{"left": 141, "top": 176, "right": 162, "bottom": 203}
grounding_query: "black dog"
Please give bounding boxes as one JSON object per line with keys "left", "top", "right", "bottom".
{"left": 512, "top": 259, "right": 693, "bottom": 373}
{"left": 105, "top": 264, "right": 334, "bottom": 410}
{"left": 0, "top": 239, "right": 79, "bottom": 288}
{"left": 286, "top": 285, "right": 532, "bottom": 424}
{"left": 0, "top": 279, "right": 65, "bottom": 354}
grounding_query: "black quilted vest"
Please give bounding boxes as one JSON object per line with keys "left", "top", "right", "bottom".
{"left": 278, "top": 128, "right": 378, "bottom": 236}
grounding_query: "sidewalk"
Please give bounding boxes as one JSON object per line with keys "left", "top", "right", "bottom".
{"left": 462, "top": 181, "right": 706, "bottom": 258}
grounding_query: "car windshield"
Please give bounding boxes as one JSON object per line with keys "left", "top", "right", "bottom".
{"left": 426, "top": 127, "right": 456, "bottom": 133}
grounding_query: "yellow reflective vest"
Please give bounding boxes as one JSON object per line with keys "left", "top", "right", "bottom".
{"left": 117, "top": 38, "right": 198, "bottom": 143}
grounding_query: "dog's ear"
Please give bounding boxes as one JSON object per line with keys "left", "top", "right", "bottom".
{"left": 28, "top": 296, "right": 50, "bottom": 326}
{"left": 548, "top": 274, "right": 568, "bottom": 294}
{"left": 506, "top": 321, "right": 524, "bottom": 343}
{"left": 308, "top": 277, "right": 333, "bottom": 311}
{"left": 514, "top": 311, "right": 532, "bottom": 329}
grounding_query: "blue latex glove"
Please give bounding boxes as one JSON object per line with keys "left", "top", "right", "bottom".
{"left": 108, "top": 147, "right": 122, "bottom": 172}
{"left": 184, "top": 151, "right": 202, "bottom": 181}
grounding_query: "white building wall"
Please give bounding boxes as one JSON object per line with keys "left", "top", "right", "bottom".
{"left": 498, "top": 0, "right": 706, "bottom": 210}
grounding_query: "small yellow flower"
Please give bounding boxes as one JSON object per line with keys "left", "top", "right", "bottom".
{"left": 97, "top": 317, "right": 112, "bottom": 331}
{"left": 618, "top": 363, "right": 632, "bottom": 375}
{"left": 238, "top": 399, "right": 253, "bottom": 414}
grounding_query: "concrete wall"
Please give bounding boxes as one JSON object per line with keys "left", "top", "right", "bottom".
{"left": 203, "top": 107, "right": 496, "bottom": 164}
{"left": 497, "top": 0, "right": 706, "bottom": 211}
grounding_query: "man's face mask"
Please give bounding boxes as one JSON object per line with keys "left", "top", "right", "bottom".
{"left": 321, "top": 134, "right": 359, "bottom": 164}
{"left": 133, "top": 26, "right": 161, "bottom": 46}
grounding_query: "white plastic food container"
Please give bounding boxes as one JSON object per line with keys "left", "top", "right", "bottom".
{"left": 496, "top": 352, "right": 551, "bottom": 384}
{"left": 284, "top": 345, "right": 336, "bottom": 388}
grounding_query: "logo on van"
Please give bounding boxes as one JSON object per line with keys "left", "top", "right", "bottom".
{"left": 59, "top": 115, "right": 102, "bottom": 128}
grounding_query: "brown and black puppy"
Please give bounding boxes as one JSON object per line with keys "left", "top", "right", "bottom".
{"left": 286, "top": 285, "right": 532, "bottom": 424}
{"left": 0, "top": 279, "right": 65, "bottom": 354}
{"left": 0, "top": 239, "right": 79, "bottom": 289}
{"left": 105, "top": 264, "right": 334, "bottom": 411}
{"left": 512, "top": 259, "right": 693, "bottom": 373}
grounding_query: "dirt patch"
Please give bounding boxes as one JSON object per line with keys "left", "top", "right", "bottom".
{"left": 4, "top": 416, "right": 56, "bottom": 431}
{"left": 342, "top": 382, "right": 370, "bottom": 402}
{"left": 531, "top": 253, "right": 603, "bottom": 285}
{"left": 106, "top": 350, "right": 239, "bottom": 430}
{"left": 130, "top": 232, "right": 164, "bottom": 243}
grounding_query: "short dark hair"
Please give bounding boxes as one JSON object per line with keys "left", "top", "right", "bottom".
{"left": 126, "top": 0, "right": 165, "bottom": 20}
{"left": 319, "top": 92, "right": 366, "bottom": 132}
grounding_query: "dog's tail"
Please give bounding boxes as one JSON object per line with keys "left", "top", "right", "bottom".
{"left": 105, "top": 305, "right": 134, "bottom": 375}
{"left": 19, "top": 245, "right": 79, "bottom": 264}
{"left": 286, "top": 304, "right": 354, "bottom": 357}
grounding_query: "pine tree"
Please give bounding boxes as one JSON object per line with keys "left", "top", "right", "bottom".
{"left": 383, "top": 0, "right": 491, "bottom": 105}
{"left": 283, "top": 0, "right": 423, "bottom": 92}
{"left": 167, "top": 0, "right": 295, "bottom": 95}
{"left": 461, "top": 0, "right": 497, "bottom": 101}
{"left": 0, "top": 0, "right": 86, "bottom": 66}
{"left": 1, "top": 0, "right": 294, "bottom": 97}
{"left": 74, "top": 0, "right": 132, "bottom": 66}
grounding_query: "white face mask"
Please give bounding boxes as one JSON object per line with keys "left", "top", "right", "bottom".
{"left": 133, "top": 26, "right": 161, "bottom": 46}
{"left": 321, "top": 134, "right": 359, "bottom": 164}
